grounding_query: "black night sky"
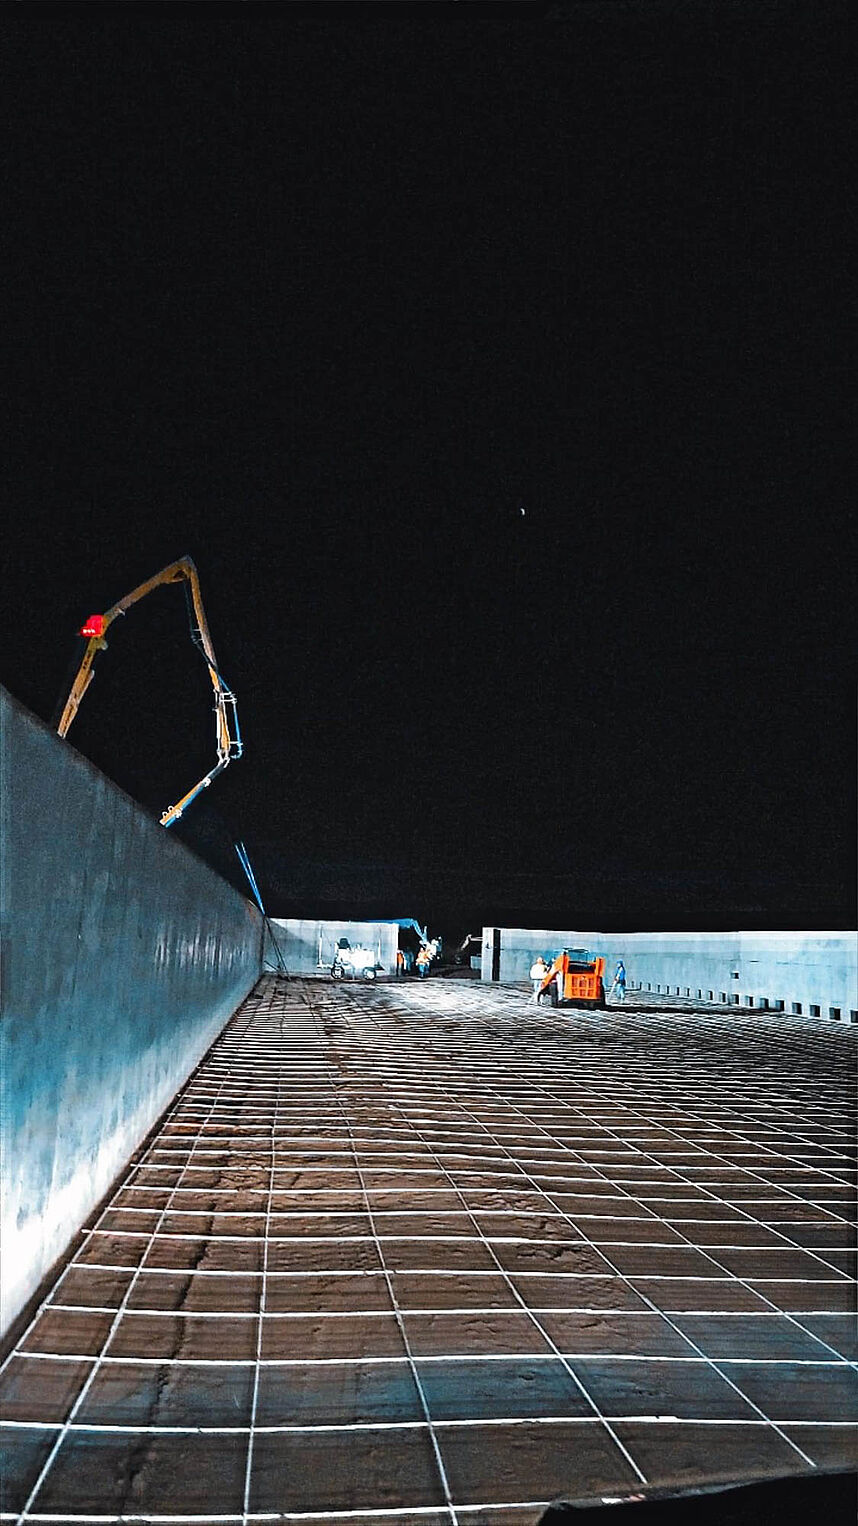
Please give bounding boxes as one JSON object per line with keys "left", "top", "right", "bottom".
{"left": 3, "top": 2, "right": 854, "bottom": 938}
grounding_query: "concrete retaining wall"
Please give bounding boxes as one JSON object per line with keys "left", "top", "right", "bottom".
{"left": 265, "top": 918, "right": 399, "bottom": 976}
{"left": 481, "top": 927, "right": 857, "bottom": 1022}
{"left": 0, "top": 687, "right": 263, "bottom": 1337}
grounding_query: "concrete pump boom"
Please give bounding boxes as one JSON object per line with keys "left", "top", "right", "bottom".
{"left": 56, "top": 555, "right": 242, "bottom": 827}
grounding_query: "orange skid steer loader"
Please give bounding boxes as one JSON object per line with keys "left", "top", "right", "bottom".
{"left": 537, "top": 950, "right": 607, "bottom": 1010}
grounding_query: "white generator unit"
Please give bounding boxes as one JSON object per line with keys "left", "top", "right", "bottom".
{"left": 330, "top": 939, "right": 383, "bottom": 981}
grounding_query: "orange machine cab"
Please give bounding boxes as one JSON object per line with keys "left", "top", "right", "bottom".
{"left": 538, "top": 950, "right": 607, "bottom": 1009}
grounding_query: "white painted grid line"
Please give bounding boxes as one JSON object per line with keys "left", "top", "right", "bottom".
{"left": 11, "top": 1350, "right": 853, "bottom": 1369}
{"left": 4, "top": 1415, "right": 855, "bottom": 1435}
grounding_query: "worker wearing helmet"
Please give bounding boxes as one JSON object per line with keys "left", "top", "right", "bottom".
{"left": 416, "top": 947, "right": 431, "bottom": 979}
{"left": 609, "top": 959, "right": 626, "bottom": 1001}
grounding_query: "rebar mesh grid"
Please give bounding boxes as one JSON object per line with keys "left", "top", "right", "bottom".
{"left": 2, "top": 976, "right": 856, "bottom": 1524}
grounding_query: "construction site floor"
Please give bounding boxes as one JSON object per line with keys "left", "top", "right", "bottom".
{"left": 2, "top": 976, "right": 856, "bottom": 1523}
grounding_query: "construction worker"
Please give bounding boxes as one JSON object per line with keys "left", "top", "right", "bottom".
{"left": 416, "top": 947, "right": 431, "bottom": 979}
{"left": 395, "top": 948, "right": 405, "bottom": 978}
{"left": 609, "top": 959, "right": 626, "bottom": 1001}
{"left": 530, "top": 955, "right": 548, "bottom": 1002}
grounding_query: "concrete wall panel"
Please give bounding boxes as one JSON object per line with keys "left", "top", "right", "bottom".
{"left": 0, "top": 688, "right": 263, "bottom": 1336}
{"left": 482, "top": 926, "right": 857, "bottom": 1020}
{"left": 265, "top": 918, "right": 399, "bottom": 976}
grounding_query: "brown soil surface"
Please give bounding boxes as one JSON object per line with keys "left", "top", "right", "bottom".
{"left": 2, "top": 977, "right": 856, "bottom": 1522}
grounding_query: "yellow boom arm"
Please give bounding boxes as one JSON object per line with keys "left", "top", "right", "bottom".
{"left": 57, "top": 556, "right": 242, "bottom": 827}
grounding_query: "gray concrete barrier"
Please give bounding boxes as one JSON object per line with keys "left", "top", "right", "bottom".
{"left": 482, "top": 926, "right": 857, "bottom": 1021}
{"left": 264, "top": 917, "right": 399, "bottom": 976}
{"left": 0, "top": 687, "right": 263, "bottom": 1336}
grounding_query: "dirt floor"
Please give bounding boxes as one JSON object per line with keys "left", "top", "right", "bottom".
{"left": 2, "top": 976, "right": 856, "bottom": 1523}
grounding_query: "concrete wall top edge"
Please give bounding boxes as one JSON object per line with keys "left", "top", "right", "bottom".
{"left": 269, "top": 917, "right": 404, "bottom": 931}
{"left": 483, "top": 927, "right": 856, "bottom": 943}
{"left": 1, "top": 684, "right": 258, "bottom": 924}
